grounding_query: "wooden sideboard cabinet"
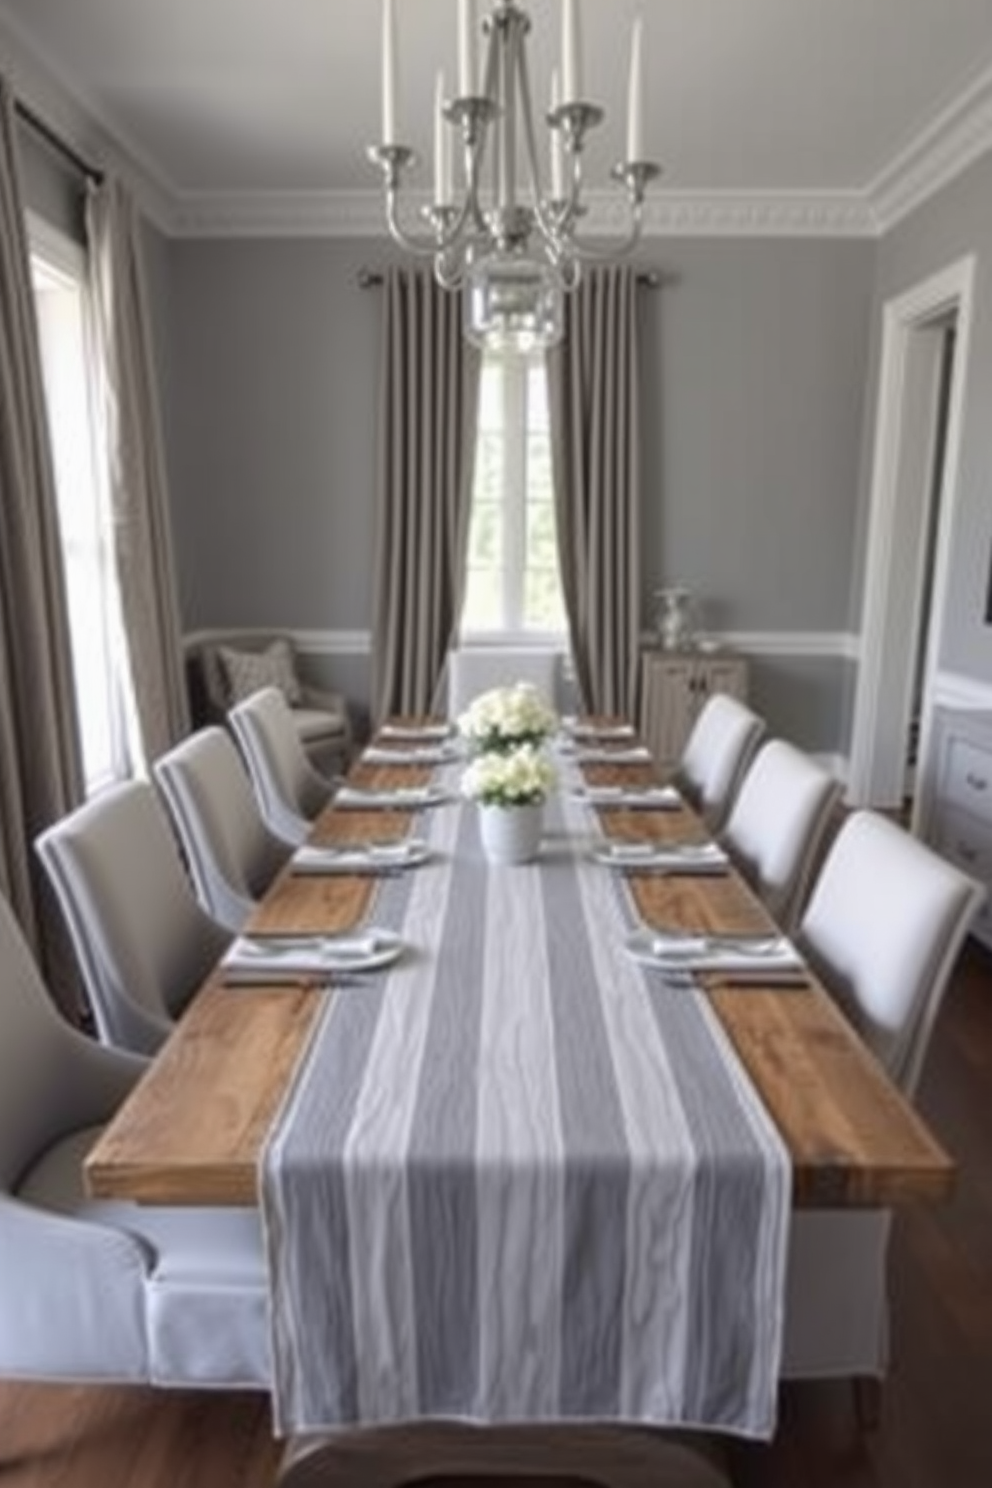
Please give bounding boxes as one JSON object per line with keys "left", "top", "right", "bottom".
{"left": 639, "top": 649, "right": 748, "bottom": 774}
{"left": 922, "top": 707, "right": 992, "bottom": 949}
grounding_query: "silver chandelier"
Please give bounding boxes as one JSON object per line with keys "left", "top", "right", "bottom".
{"left": 368, "top": 0, "right": 661, "bottom": 354}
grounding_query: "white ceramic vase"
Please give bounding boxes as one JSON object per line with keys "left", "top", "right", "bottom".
{"left": 478, "top": 800, "right": 544, "bottom": 865}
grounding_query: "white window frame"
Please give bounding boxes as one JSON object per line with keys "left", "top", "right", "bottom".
{"left": 460, "top": 353, "right": 568, "bottom": 649}
{"left": 28, "top": 212, "right": 134, "bottom": 794}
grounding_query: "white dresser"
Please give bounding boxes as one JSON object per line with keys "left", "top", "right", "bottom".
{"left": 922, "top": 707, "right": 992, "bottom": 949}
{"left": 639, "top": 649, "right": 748, "bottom": 775}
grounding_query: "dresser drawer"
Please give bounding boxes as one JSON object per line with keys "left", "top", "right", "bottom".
{"left": 940, "top": 736, "right": 992, "bottom": 825}
{"left": 932, "top": 803, "right": 992, "bottom": 944}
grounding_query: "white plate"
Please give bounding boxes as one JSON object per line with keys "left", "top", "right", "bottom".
{"left": 224, "top": 928, "right": 403, "bottom": 978}
{"left": 292, "top": 838, "right": 431, "bottom": 874}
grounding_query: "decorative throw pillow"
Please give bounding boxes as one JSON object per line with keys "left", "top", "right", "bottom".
{"left": 217, "top": 639, "right": 304, "bottom": 707}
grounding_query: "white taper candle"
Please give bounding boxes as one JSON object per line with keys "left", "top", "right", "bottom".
{"left": 626, "top": 14, "right": 644, "bottom": 162}
{"left": 561, "top": 0, "right": 582, "bottom": 104}
{"left": 458, "top": 0, "right": 477, "bottom": 96}
{"left": 382, "top": 0, "right": 397, "bottom": 144}
{"left": 434, "top": 72, "right": 453, "bottom": 205}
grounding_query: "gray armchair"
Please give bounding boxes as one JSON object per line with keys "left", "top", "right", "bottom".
{"left": 184, "top": 628, "right": 353, "bottom": 779}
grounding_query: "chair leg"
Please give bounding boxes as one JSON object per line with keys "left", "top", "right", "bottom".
{"left": 853, "top": 1375, "right": 883, "bottom": 1431}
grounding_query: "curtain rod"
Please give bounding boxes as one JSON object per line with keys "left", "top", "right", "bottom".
{"left": 358, "top": 266, "right": 660, "bottom": 289}
{"left": 14, "top": 99, "right": 104, "bottom": 185}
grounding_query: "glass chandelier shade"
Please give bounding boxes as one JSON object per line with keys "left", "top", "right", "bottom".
{"left": 369, "top": 0, "right": 661, "bottom": 354}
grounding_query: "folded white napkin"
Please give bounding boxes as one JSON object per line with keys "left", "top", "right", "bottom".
{"left": 603, "top": 840, "right": 730, "bottom": 873}
{"left": 644, "top": 932, "right": 805, "bottom": 980}
{"left": 379, "top": 723, "right": 451, "bottom": 741}
{"left": 335, "top": 785, "right": 437, "bottom": 809}
{"left": 222, "top": 932, "right": 384, "bottom": 982}
{"left": 578, "top": 784, "right": 683, "bottom": 810}
{"left": 362, "top": 745, "right": 453, "bottom": 765}
{"left": 568, "top": 722, "right": 636, "bottom": 740}
{"left": 573, "top": 745, "right": 652, "bottom": 763}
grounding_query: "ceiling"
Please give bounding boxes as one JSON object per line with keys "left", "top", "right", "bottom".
{"left": 2, "top": 0, "right": 992, "bottom": 233}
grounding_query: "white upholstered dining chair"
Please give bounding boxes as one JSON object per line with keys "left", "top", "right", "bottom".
{"left": 0, "top": 889, "right": 269, "bottom": 1389}
{"left": 672, "top": 692, "right": 765, "bottom": 833}
{"left": 35, "top": 780, "right": 231, "bottom": 1055}
{"left": 719, "top": 739, "right": 841, "bottom": 932}
{"left": 229, "top": 685, "right": 337, "bottom": 846}
{"left": 153, "top": 726, "right": 291, "bottom": 933}
{"left": 781, "top": 809, "right": 983, "bottom": 1407}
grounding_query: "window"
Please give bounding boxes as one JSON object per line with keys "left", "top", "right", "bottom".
{"left": 460, "top": 354, "right": 567, "bottom": 639}
{"left": 29, "top": 219, "right": 134, "bottom": 793}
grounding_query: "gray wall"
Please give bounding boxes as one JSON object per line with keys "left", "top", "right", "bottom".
{"left": 636, "top": 238, "right": 874, "bottom": 636}
{"left": 160, "top": 234, "right": 875, "bottom": 749}
{"left": 860, "top": 150, "right": 992, "bottom": 685}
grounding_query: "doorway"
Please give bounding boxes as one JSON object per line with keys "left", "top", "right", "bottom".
{"left": 847, "top": 256, "right": 975, "bottom": 821}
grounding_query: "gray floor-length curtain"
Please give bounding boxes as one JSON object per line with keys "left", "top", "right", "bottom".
{"left": 546, "top": 264, "right": 641, "bottom": 718}
{"left": 372, "top": 267, "right": 481, "bottom": 723}
{"left": 87, "top": 176, "right": 190, "bottom": 764}
{"left": 0, "top": 77, "right": 85, "bottom": 1016}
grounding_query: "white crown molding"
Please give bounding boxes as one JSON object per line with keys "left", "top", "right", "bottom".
{"left": 164, "top": 184, "right": 878, "bottom": 240}
{"left": 869, "top": 61, "right": 992, "bottom": 232}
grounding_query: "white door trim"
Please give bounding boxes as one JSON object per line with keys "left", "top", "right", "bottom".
{"left": 847, "top": 254, "right": 976, "bottom": 810}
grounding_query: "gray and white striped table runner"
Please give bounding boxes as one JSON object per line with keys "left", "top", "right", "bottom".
{"left": 260, "top": 758, "right": 790, "bottom": 1439}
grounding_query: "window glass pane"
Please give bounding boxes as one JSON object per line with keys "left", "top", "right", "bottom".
{"left": 523, "top": 567, "right": 568, "bottom": 631}
{"left": 467, "top": 500, "right": 502, "bottom": 567}
{"left": 30, "top": 237, "right": 133, "bottom": 793}
{"left": 460, "top": 353, "right": 566, "bottom": 640}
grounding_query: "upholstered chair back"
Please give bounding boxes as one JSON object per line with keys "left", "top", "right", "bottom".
{"left": 674, "top": 692, "right": 765, "bottom": 833}
{"left": 154, "top": 726, "right": 291, "bottom": 932}
{"left": 229, "top": 686, "right": 335, "bottom": 846}
{"left": 720, "top": 739, "right": 841, "bottom": 932}
{"left": 36, "top": 781, "right": 230, "bottom": 1055}
{"left": 797, "top": 808, "right": 983, "bottom": 1095}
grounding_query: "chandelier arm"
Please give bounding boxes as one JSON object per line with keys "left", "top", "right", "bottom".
{"left": 514, "top": 29, "right": 573, "bottom": 250}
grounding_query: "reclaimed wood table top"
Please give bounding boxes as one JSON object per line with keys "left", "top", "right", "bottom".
{"left": 85, "top": 728, "right": 953, "bottom": 1211}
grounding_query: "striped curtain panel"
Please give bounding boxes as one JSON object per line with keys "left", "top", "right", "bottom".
{"left": 371, "top": 267, "right": 480, "bottom": 724}
{"left": 0, "top": 77, "right": 85, "bottom": 1017}
{"left": 546, "top": 264, "right": 642, "bottom": 719}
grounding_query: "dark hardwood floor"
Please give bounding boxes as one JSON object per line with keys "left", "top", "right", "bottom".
{"left": 2, "top": 940, "right": 990, "bottom": 1488}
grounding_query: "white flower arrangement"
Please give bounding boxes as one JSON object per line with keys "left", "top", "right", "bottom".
{"left": 461, "top": 743, "right": 558, "bottom": 808}
{"left": 457, "top": 681, "right": 559, "bottom": 755}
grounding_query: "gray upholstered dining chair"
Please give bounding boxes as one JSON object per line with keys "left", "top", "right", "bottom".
{"left": 781, "top": 809, "right": 983, "bottom": 1411}
{"left": 35, "top": 780, "right": 231, "bottom": 1055}
{"left": 719, "top": 738, "right": 841, "bottom": 932}
{"left": 153, "top": 726, "right": 292, "bottom": 933}
{"left": 672, "top": 692, "right": 765, "bottom": 833}
{"left": 0, "top": 888, "right": 269, "bottom": 1389}
{"left": 229, "top": 685, "right": 337, "bottom": 846}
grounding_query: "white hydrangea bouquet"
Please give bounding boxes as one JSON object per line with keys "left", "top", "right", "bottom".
{"left": 456, "top": 681, "right": 559, "bottom": 756}
{"left": 461, "top": 743, "right": 558, "bottom": 808}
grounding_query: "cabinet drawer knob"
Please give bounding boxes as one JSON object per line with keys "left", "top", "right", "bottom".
{"left": 965, "top": 771, "right": 988, "bottom": 792}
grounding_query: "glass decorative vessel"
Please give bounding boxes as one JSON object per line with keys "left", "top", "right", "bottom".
{"left": 653, "top": 587, "right": 694, "bottom": 651}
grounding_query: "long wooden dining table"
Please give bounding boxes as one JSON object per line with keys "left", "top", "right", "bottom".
{"left": 82, "top": 721, "right": 955, "bottom": 1488}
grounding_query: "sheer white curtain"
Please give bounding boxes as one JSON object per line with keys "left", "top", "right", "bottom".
{"left": 86, "top": 176, "right": 189, "bottom": 765}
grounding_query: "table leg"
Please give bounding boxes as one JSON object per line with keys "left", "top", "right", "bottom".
{"left": 276, "top": 1421, "right": 731, "bottom": 1487}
